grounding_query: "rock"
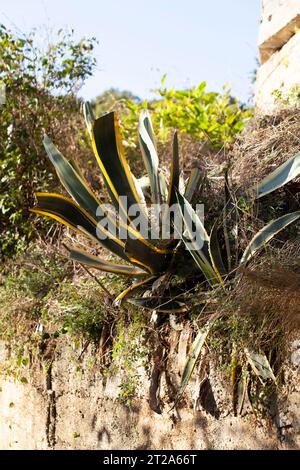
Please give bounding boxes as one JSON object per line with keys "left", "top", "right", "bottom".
{"left": 291, "top": 350, "right": 300, "bottom": 367}
{"left": 275, "top": 412, "right": 293, "bottom": 429}
{"left": 291, "top": 340, "right": 300, "bottom": 351}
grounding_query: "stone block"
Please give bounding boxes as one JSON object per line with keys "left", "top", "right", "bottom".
{"left": 259, "top": 0, "right": 300, "bottom": 63}
{"left": 255, "top": 31, "right": 300, "bottom": 112}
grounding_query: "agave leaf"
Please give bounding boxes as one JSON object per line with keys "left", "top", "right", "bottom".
{"left": 124, "top": 237, "right": 170, "bottom": 274}
{"left": 184, "top": 167, "right": 203, "bottom": 203}
{"left": 253, "top": 151, "right": 300, "bottom": 199}
{"left": 177, "top": 320, "right": 213, "bottom": 398}
{"left": 159, "top": 171, "right": 168, "bottom": 204}
{"left": 113, "top": 275, "right": 157, "bottom": 306}
{"left": 176, "top": 191, "right": 221, "bottom": 286}
{"left": 128, "top": 296, "right": 187, "bottom": 313}
{"left": 43, "top": 135, "right": 101, "bottom": 220}
{"left": 31, "top": 193, "right": 131, "bottom": 262}
{"left": 133, "top": 175, "right": 148, "bottom": 216}
{"left": 240, "top": 211, "right": 300, "bottom": 265}
{"left": 90, "top": 111, "right": 147, "bottom": 223}
{"left": 68, "top": 159, "right": 83, "bottom": 178}
{"left": 166, "top": 131, "right": 180, "bottom": 207}
{"left": 138, "top": 109, "right": 161, "bottom": 205}
{"left": 209, "top": 222, "right": 227, "bottom": 276}
{"left": 44, "top": 135, "right": 144, "bottom": 253}
{"left": 245, "top": 349, "right": 276, "bottom": 384}
{"left": 68, "top": 246, "right": 148, "bottom": 277}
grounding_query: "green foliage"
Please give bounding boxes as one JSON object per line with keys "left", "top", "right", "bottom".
{"left": 0, "top": 23, "right": 97, "bottom": 260}
{"left": 3, "top": 247, "right": 68, "bottom": 298}
{"left": 111, "top": 312, "right": 148, "bottom": 406}
{"left": 105, "top": 79, "right": 252, "bottom": 149}
{"left": 47, "top": 279, "right": 111, "bottom": 341}
{"left": 0, "top": 244, "right": 113, "bottom": 378}
{"left": 272, "top": 84, "right": 300, "bottom": 107}
{"left": 91, "top": 88, "right": 140, "bottom": 118}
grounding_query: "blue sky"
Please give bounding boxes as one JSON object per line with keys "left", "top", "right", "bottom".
{"left": 1, "top": 0, "right": 261, "bottom": 103}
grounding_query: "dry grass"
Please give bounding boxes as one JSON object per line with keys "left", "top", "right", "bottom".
{"left": 223, "top": 242, "right": 300, "bottom": 358}
{"left": 231, "top": 107, "right": 300, "bottom": 191}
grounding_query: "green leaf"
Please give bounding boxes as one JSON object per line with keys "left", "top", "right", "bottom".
{"left": 43, "top": 135, "right": 100, "bottom": 220}
{"left": 254, "top": 151, "right": 300, "bottom": 199}
{"left": 138, "top": 109, "right": 161, "bottom": 205}
{"left": 166, "top": 131, "right": 180, "bottom": 207}
{"left": 176, "top": 191, "right": 221, "bottom": 286}
{"left": 31, "top": 193, "right": 129, "bottom": 262}
{"left": 68, "top": 246, "right": 147, "bottom": 277}
{"left": 240, "top": 211, "right": 300, "bottom": 264}
{"left": 113, "top": 276, "right": 157, "bottom": 306}
{"left": 83, "top": 101, "right": 95, "bottom": 134}
{"left": 184, "top": 167, "right": 203, "bottom": 203}
{"left": 90, "top": 111, "right": 147, "bottom": 223}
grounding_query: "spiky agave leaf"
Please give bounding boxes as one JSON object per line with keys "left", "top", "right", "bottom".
{"left": 87, "top": 108, "right": 148, "bottom": 222}
{"left": 166, "top": 131, "right": 180, "bottom": 207}
{"left": 253, "top": 151, "right": 300, "bottom": 199}
{"left": 184, "top": 167, "right": 203, "bottom": 203}
{"left": 176, "top": 191, "right": 222, "bottom": 286}
{"left": 31, "top": 193, "right": 130, "bottom": 263}
{"left": 43, "top": 135, "right": 102, "bottom": 220}
{"left": 138, "top": 109, "right": 162, "bottom": 205}
{"left": 67, "top": 246, "right": 148, "bottom": 277}
{"left": 240, "top": 211, "right": 300, "bottom": 265}
{"left": 113, "top": 276, "right": 157, "bottom": 306}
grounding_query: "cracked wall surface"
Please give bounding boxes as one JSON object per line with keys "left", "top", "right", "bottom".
{"left": 0, "top": 334, "right": 300, "bottom": 450}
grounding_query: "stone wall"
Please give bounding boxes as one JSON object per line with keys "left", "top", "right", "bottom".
{"left": 255, "top": 0, "right": 300, "bottom": 112}
{"left": 0, "top": 334, "right": 300, "bottom": 450}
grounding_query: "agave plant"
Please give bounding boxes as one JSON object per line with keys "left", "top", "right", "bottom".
{"left": 31, "top": 103, "right": 300, "bottom": 305}
{"left": 31, "top": 104, "right": 213, "bottom": 312}
{"left": 32, "top": 105, "right": 300, "bottom": 398}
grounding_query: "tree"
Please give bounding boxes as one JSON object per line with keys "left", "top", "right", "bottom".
{"left": 0, "top": 24, "right": 97, "bottom": 259}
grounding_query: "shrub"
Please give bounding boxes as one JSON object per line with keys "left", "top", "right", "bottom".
{"left": 96, "top": 78, "right": 252, "bottom": 150}
{"left": 0, "top": 24, "right": 97, "bottom": 260}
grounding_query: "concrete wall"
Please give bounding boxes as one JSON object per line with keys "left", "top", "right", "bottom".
{"left": 0, "top": 335, "right": 300, "bottom": 450}
{"left": 255, "top": 0, "right": 300, "bottom": 112}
